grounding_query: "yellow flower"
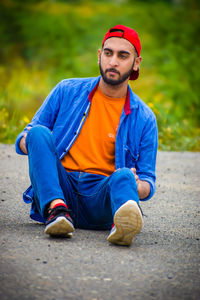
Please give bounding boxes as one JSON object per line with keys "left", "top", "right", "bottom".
{"left": 148, "top": 102, "right": 154, "bottom": 109}
{"left": 23, "top": 116, "right": 30, "bottom": 124}
{"left": 167, "top": 127, "right": 171, "bottom": 133}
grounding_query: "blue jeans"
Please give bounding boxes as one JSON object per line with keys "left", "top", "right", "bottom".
{"left": 25, "top": 125, "right": 139, "bottom": 230}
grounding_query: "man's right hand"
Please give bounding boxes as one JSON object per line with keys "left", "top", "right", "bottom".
{"left": 19, "top": 127, "right": 31, "bottom": 154}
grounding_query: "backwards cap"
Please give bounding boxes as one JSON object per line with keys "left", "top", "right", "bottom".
{"left": 102, "top": 25, "right": 141, "bottom": 80}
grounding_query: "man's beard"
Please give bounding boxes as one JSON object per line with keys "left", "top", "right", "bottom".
{"left": 99, "top": 59, "right": 135, "bottom": 86}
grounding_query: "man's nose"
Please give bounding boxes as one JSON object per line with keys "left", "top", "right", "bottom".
{"left": 109, "top": 55, "right": 119, "bottom": 67}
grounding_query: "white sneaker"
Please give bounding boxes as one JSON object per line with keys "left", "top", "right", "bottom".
{"left": 107, "top": 200, "right": 143, "bottom": 246}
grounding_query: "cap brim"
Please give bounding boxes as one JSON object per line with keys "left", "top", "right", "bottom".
{"left": 130, "top": 69, "right": 139, "bottom": 80}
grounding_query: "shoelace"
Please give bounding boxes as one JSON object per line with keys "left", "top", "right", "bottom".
{"left": 138, "top": 203, "right": 147, "bottom": 217}
{"left": 47, "top": 205, "right": 72, "bottom": 220}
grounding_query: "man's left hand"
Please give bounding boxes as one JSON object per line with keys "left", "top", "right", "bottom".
{"left": 131, "top": 167, "right": 150, "bottom": 200}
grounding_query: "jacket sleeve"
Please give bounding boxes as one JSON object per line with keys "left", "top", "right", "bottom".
{"left": 15, "top": 82, "right": 62, "bottom": 155}
{"left": 136, "top": 113, "right": 158, "bottom": 201}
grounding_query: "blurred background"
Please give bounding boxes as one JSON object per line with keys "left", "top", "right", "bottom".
{"left": 0, "top": 0, "right": 199, "bottom": 150}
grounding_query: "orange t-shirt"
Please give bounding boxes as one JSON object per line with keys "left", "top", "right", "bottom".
{"left": 61, "top": 87, "right": 126, "bottom": 176}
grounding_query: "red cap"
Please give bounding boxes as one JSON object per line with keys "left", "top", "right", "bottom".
{"left": 102, "top": 25, "right": 141, "bottom": 80}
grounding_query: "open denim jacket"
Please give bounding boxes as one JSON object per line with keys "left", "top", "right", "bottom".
{"left": 15, "top": 76, "right": 158, "bottom": 222}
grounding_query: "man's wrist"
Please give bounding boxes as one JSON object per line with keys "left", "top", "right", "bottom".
{"left": 19, "top": 136, "right": 27, "bottom": 154}
{"left": 137, "top": 180, "right": 150, "bottom": 199}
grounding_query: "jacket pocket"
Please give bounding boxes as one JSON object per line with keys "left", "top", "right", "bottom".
{"left": 124, "top": 145, "right": 139, "bottom": 168}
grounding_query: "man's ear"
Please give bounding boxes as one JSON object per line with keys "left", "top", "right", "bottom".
{"left": 133, "top": 56, "right": 142, "bottom": 71}
{"left": 98, "top": 49, "right": 102, "bottom": 64}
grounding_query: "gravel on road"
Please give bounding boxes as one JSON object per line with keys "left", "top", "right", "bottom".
{"left": 0, "top": 144, "right": 199, "bottom": 300}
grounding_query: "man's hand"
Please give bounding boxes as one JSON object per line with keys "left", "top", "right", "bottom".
{"left": 131, "top": 167, "right": 139, "bottom": 184}
{"left": 131, "top": 167, "right": 150, "bottom": 200}
{"left": 19, "top": 127, "right": 31, "bottom": 154}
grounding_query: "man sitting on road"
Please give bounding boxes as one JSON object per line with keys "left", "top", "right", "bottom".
{"left": 15, "top": 25, "right": 158, "bottom": 246}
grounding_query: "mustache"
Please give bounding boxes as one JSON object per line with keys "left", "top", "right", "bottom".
{"left": 105, "top": 68, "right": 120, "bottom": 75}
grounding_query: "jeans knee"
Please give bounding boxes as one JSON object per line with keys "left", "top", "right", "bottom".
{"left": 26, "top": 125, "right": 53, "bottom": 151}
{"left": 27, "top": 125, "right": 51, "bottom": 141}
{"left": 112, "top": 167, "right": 136, "bottom": 184}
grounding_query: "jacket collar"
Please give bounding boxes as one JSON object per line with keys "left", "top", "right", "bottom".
{"left": 88, "top": 76, "right": 138, "bottom": 115}
{"left": 88, "top": 77, "right": 100, "bottom": 102}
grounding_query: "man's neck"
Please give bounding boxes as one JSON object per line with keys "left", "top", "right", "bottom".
{"left": 98, "top": 78, "right": 129, "bottom": 98}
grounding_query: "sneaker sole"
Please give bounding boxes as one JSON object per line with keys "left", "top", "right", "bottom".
{"left": 107, "top": 200, "right": 143, "bottom": 246}
{"left": 44, "top": 216, "right": 75, "bottom": 237}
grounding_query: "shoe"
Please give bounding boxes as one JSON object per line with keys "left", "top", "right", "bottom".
{"left": 44, "top": 204, "right": 74, "bottom": 237}
{"left": 107, "top": 200, "right": 143, "bottom": 246}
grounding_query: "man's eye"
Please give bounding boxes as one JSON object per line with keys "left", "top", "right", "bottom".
{"left": 119, "top": 54, "right": 127, "bottom": 59}
{"left": 104, "top": 51, "right": 111, "bottom": 56}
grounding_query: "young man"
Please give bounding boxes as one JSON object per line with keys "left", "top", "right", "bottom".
{"left": 15, "top": 25, "right": 158, "bottom": 246}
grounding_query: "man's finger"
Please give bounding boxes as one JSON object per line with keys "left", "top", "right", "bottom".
{"left": 131, "top": 167, "right": 136, "bottom": 174}
{"left": 23, "top": 126, "right": 31, "bottom": 138}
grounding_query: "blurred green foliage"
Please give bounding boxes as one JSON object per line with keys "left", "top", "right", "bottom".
{"left": 0, "top": 0, "right": 199, "bottom": 150}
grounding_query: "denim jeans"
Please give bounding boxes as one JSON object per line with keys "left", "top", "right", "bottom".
{"left": 25, "top": 125, "right": 139, "bottom": 230}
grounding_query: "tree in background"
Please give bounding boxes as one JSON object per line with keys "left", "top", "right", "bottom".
{"left": 0, "top": 0, "right": 199, "bottom": 150}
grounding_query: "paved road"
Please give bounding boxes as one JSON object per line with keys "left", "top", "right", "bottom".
{"left": 0, "top": 144, "right": 199, "bottom": 300}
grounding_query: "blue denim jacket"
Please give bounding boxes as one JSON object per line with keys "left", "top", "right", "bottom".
{"left": 15, "top": 76, "right": 158, "bottom": 218}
